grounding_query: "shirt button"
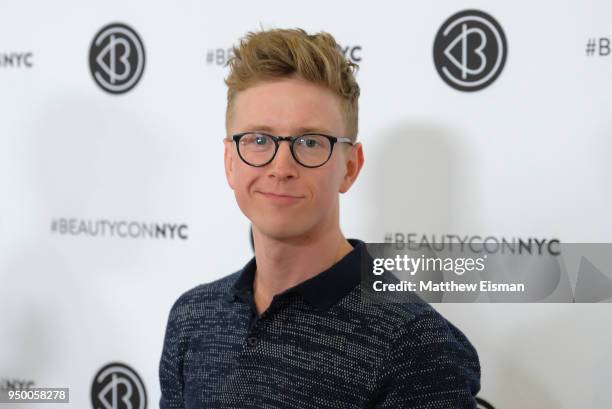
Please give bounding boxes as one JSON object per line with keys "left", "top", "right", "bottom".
{"left": 247, "top": 336, "right": 258, "bottom": 347}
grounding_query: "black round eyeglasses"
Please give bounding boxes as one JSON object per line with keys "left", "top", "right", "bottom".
{"left": 231, "top": 132, "right": 354, "bottom": 168}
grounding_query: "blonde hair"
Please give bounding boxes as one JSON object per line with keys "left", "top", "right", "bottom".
{"left": 224, "top": 28, "right": 360, "bottom": 140}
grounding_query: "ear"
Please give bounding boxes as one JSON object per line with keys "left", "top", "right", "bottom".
{"left": 339, "top": 142, "right": 364, "bottom": 194}
{"left": 223, "top": 138, "right": 236, "bottom": 190}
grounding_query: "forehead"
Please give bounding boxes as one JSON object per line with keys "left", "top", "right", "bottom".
{"left": 231, "top": 76, "right": 345, "bottom": 135}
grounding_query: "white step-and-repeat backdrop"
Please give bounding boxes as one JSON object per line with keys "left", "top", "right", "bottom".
{"left": 1, "top": 1, "right": 611, "bottom": 408}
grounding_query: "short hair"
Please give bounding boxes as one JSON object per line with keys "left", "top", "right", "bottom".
{"left": 224, "top": 28, "right": 360, "bottom": 140}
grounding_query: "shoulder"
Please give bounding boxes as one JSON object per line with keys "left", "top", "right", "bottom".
{"left": 346, "top": 288, "right": 481, "bottom": 399}
{"left": 377, "top": 298, "right": 481, "bottom": 392}
{"left": 167, "top": 269, "right": 241, "bottom": 321}
{"left": 343, "top": 285, "right": 441, "bottom": 334}
{"left": 352, "top": 255, "right": 478, "bottom": 353}
{"left": 345, "top": 286, "right": 480, "bottom": 362}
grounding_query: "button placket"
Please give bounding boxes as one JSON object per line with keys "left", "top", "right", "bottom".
{"left": 246, "top": 308, "right": 261, "bottom": 348}
{"left": 246, "top": 336, "right": 258, "bottom": 347}
{"left": 244, "top": 296, "right": 282, "bottom": 348}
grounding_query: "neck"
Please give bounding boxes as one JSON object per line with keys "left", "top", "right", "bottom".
{"left": 251, "top": 224, "right": 354, "bottom": 315}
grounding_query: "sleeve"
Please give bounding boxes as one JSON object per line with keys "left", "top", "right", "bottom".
{"left": 159, "top": 298, "right": 187, "bottom": 409}
{"left": 369, "top": 309, "right": 481, "bottom": 409}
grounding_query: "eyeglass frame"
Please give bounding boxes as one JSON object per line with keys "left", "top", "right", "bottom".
{"left": 230, "top": 131, "right": 355, "bottom": 168}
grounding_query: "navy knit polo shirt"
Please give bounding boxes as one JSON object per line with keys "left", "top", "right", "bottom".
{"left": 159, "top": 238, "right": 481, "bottom": 408}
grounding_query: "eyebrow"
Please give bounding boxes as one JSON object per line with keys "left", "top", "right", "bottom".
{"left": 243, "top": 125, "right": 335, "bottom": 135}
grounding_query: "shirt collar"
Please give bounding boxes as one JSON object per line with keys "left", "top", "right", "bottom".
{"left": 227, "top": 238, "right": 367, "bottom": 311}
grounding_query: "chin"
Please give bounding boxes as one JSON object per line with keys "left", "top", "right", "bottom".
{"left": 253, "top": 221, "right": 311, "bottom": 242}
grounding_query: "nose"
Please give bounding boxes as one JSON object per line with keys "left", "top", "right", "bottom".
{"left": 268, "top": 140, "right": 298, "bottom": 179}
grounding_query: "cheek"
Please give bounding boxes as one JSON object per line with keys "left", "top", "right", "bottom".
{"left": 312, "top": 172, "right": 341, "bottom": 206}
{"left": 232, "top": 166, "right": 257, "bottom": 202}
{"left": 327, "top": 159, "right": 346, "bottom": 190}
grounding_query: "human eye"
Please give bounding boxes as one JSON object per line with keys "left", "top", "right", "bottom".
{"left": 257, "top": 134, "right": 270, "bottom": 145}
{"left": 297, "top": 135, "right": 325, "bottom": 149}
{"left": 241, "top": 133, "right": 270, "bottom": 148}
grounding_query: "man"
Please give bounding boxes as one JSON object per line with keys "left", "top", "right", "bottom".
{"left": 159, "top": 28, "right": 480, "bottom": 408}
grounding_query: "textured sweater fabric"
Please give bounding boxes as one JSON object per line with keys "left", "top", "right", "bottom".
{"left": 159, "top": 238, "right": 481, "bottom": 408}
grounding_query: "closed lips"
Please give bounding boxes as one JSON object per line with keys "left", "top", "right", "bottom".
{"left": 259, "top": 191, "right": 303, "bottom": 198}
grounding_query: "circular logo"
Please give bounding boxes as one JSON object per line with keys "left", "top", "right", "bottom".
{"left": 89, "top": 23, "right": 145, "bottom": 94}
{"left": 91, "top": 362, "right": 147, "bottom": 409}
{"left": 476, "top": 397, "right": 496, "bottom": 409}
{"left": 433, "top": 10, "right": 507, "bottom": 92}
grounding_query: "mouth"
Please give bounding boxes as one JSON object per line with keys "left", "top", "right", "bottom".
{"left": 257, "top": 191, "right": 305, "bottom": 204}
